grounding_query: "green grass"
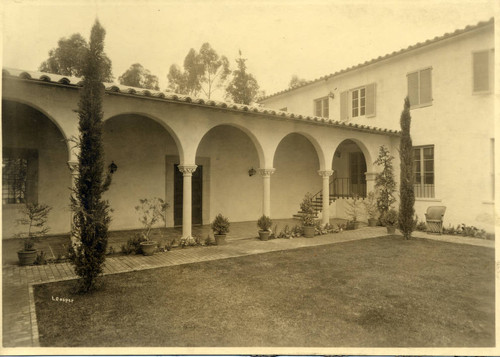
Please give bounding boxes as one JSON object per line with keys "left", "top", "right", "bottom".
{"left": 34, "top": 236, "right": 495, "bottom": 347}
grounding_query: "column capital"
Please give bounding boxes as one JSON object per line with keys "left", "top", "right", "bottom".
{"left": 318, "top": 170, "right": 334, "bottom": 178}
{"left": 365, "top": 172, "right": 377, "bottom": 181}
{"left": 67, "top": 161, "right": 78, "bottom": 175}
{"left": 258, "top": 168, "right": 275, "bottom": 177}
{"left": 178, "top": 165, "right": 198, "bottom": 176}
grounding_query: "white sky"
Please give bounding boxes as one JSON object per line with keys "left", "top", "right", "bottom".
{"left": 1, "top": 0, "right": 495, "bottom": 98}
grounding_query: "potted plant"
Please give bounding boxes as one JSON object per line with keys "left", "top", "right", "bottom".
{"left": 257, "top": 215, "right": 272, "bottom": 241}
{"left": 363, "top": 191, "right": 378, "bottom": 227}
{"left": 382, "top": 208, "right": 399, "bottom": 234}
{"left": 16, "top": 203, "right": 52, "bottom": 266}
{"left": 345, "top": 195, "right": 363, "bottom": 229}
{"left": 211, "top": 213, "right": 230, "bottom": 245}
{"left": 300, "top": 193, "right": 316, "bottom": 238}
{"left": 135, "top": 197, "right": 169, "bottom": 256}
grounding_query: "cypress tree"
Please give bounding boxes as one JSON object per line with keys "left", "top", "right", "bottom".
{"left": 70, "top": 20, "right": 113, "bottom": 292}
{"left": 398, "top": 96, "right": 415, "bottom": 239}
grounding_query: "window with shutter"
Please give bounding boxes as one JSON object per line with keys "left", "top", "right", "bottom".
{"left": 413, "top": 145, "right": 434, "bottom": 198}
{"left": 348, "top": 83, "right": 376, "bottom": 118}
{"left": 313, "top": 97, "right": 329, "bottom": 118}
{"left": 473, "top": 50, "right": 491, "bottom": 93}
{"left": 407, "top": 68, "right": 432, "bottom": 108}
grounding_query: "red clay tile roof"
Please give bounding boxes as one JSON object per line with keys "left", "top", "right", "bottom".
{"left": 259, "top": 17, "right": 494, "bottom": 102}
{"left": 2, "top": 67, "right": 400, "bottom": 136}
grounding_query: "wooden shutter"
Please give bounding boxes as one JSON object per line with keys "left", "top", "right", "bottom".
{"left": 314, "top": 100, "right": 322, "bottom": 116}
{"left": 407, "top": 72, "right": 419, "bottom": 107}
{"left": 419, "top": 68, "right": 432, "bottom": 105}
{"left": 365, "top": 83, "right": 376, "bottom": 117}
{"left": 340, "top": 91, "right": 348, "bottom": 120}
{"left": 473, "top": 51, "right": 489, "bottom": 92}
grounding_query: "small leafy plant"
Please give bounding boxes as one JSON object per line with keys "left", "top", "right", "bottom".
{"left": 363, "top": 191, "right": 378, "bottom": 220}
{"left": 16, "top": 203, "right": 52, "bottom": 251}
{"left": 345, "top": 195, "right": 363, "bottom": 222}
{"left": 211, "top": 214, "right": 230, "bottom": 235}
{"left": 135, "top": 197, "right": 169, "bottom": 241}
{"left": 300, "top": 193, "right": 316, "bottom": 227}
{"left": 382, "top": 208, "right": 398, "bottom": 227}
{"left": 257, "top": 215, "right": 273, "bottom": 231}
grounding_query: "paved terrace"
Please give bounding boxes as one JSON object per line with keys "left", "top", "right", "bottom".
{"left": 2, "top": 222, "right": 494, "bottom": 348}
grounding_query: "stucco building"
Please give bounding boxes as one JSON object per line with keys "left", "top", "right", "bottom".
{"left": 260, "top": 18, "right": 496, "bottom": 232}
{"left": 2, "top": 18, "right": 495, "bottom": 240}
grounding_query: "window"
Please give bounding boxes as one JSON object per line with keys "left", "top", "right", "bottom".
{"left": 314, "top": 97, "right": 329, "bottom": 118}
{"left": 340, "top": 83, "right": 376, "bottom": 120}
{"left": 473, "top": 50, "right": 493, "bottom": 93}
{"left": 413, "top": 145, "right": 434, "bottom": 198}
{"left": 2, "top": 149, "right": 38, "bottom": 205}
{"left": 407, "top": 68, "right": 432, "bottom": 108}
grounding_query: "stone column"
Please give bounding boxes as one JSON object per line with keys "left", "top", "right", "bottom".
{"left": 178, "top": 165, "right": 197, "bottom": 239}
{"left": 365, "top": 172, "right": 377, "bottom": 194}
{"left": 67, "top": 160, "right": 79, "bottom": 246}
{"left": 318, "top": 170, "right": 334, "bottom": 225}
{"left": 258, "top": 168, "right": 275, "bottom": 217}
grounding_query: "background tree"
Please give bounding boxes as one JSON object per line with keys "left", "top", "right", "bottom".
{"left": 225, "top": 51, "right": 260, "bottom": 104}
{"left": 167, "top": 43, "right": 230, "bottom": 99}
{"left": 288, "top": 75, "right": 308, "bottom": 88}
{"left": 374, "top": 145, "right": 397, "bottom": 221}
{"left": 398, "top": 97, "right": 415, "bottom": 239}
{"left": 118, "top": 63, "right": 159, "bottom": 90}
{"left": 70, "top": 20, "right": 113, "bottom": 293}
{"left": 39, "top": 33, "right": 113, "bottom": 82}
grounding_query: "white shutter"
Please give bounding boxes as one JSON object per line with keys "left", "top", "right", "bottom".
{"left": 365, "top": 83, "right": 376, "bottom": 117}
{"left": 340, "top": 91, "right": 348, "bottom": 120}
{"left": 473, "top": 51, "right": 490, "bottom": 92}
{"left": 407, "top": 72, "right": 419, "bottom": 107}
{"left": 419, "top": 68, "right": 432, "bottom": 105}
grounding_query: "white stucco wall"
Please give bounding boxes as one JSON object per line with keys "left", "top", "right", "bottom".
{"left": 261, "top": 25, "right": 495, "bottom": 231}
{"left": 2, "top": 101, "right": 71, "bottom": 237}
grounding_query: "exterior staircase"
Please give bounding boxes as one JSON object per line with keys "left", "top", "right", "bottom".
{"left": 293, "top": 192, "right": 336, "bottom": 220}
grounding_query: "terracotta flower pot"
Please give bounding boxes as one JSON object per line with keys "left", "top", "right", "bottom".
{"left": 368, "top": 218, "right": 377, "bottom": 227}
{"left": 258, "top": 230, "right": 270, "bottom": 241}
{"left": 352, "top": 221, "right": 360, "bottom": 230}
{"left": 303, "top": 226, "right": 315, "bottom": 238}
{"left": 140, "top": 241, "right": 157, "bottom": 256}
{"left": 386, "top": 226, "right": 396, "bottom": 234}
{"left": 215, "top": 234, "right": 227, "bottom": 245}
{"left": 18, "top": 250, "right": 37, "bottom": 266}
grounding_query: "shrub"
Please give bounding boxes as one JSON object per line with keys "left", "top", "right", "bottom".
{"left": 34, "top": 251, "right": 47, "bottom": 265}
{"left": 345, "top": 195, "right": 363, "bottom": 222}
{"left": 135, "top": 197, "right": 169, "bottom": 241}
{"left": 16, "top": 203, "right": 52, "bottom": 251}
{"left": 211, "top": 214, "right": 230, "bottom": 235}
{"left": 374, "top": 146, "right": 397, "bottom": 220}
{"left": 363, "top": 191, "right": 378, "bottom": 220}
{"left": 300, "top": 193, "right": 316, "bottom": 226}
{"left": 257, "top": 215, "right": 273, "bottom": 231}
{"left": 382, "top": 209, "right": 398, "bottom": 227}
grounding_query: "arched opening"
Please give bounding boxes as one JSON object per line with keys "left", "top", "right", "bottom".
{"left": 331, "top": 139, "right": 369, "bottom": 198}
{"left": 272, "top": 133, "right": 321, "bottom": 218}
{"left": 196, "top": 125, "right": 261, "bottom": 223}
{"left": 103, "top": 114, "right": 180, "bottom": 230}
{"left": 2, "top": 100, "right": 70, "bottom": 237}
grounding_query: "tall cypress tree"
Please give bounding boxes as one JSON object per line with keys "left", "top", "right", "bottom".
{"left": 399, "top": 96, "right": 415, "bottom": 240}
{"left": 70, "top": 20, "right": 112, "bottom": 292}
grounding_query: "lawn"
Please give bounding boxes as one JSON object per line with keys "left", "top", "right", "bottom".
{"left": 33, "top": 235, "right": 495, "bottom": 347}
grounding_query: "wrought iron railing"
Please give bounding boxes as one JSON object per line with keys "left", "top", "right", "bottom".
{"left": 331, "top": 177, "right": 366, "bottom": 198}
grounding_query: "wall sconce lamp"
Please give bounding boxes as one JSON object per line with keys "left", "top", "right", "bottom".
{"left": 328, "top": 91, "right": 335, "bottom": 99}
{"left": 248, "top": 167, "right": 256, "bottom": 177}
{"left": 108, "top": 161, "right": 118, "bottom": 174}
{"left": 335, "top": 151, "right": 341, "bottom": 158}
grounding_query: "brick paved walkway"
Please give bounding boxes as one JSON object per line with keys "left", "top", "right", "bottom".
{"left": 2, "top": 226, "right": 494, "bottom": 348}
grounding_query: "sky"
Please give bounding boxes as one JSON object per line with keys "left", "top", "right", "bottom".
{"left": 1, "top": 0, "right": 496, "bottom": 99}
